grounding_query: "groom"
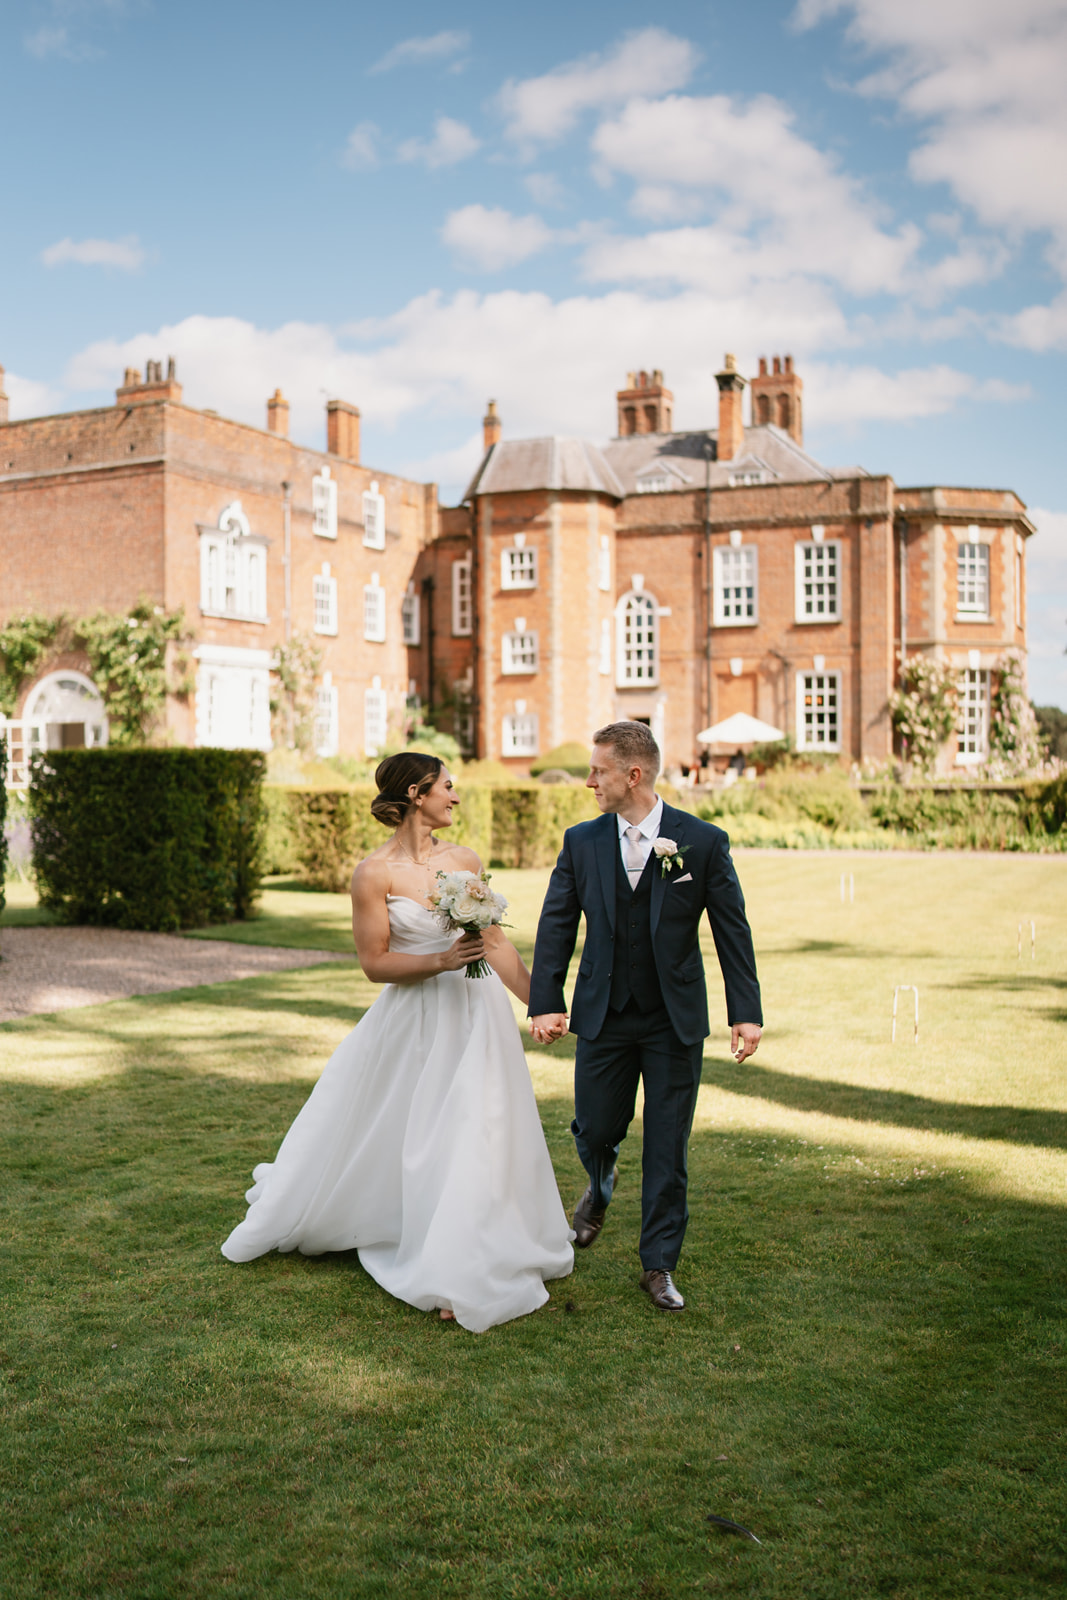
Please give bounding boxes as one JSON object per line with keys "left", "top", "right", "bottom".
{"left": 529, "top": 721, "right": 762, "bottom": 1312}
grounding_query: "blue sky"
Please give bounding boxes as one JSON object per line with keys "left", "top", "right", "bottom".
{"left": 5, "top": 0, "right": 1067, "bottom": 703}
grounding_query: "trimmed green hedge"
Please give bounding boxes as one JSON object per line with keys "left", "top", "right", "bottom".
{"left": 31, "top": 749, "right": 266, "bottom": 931}
{"left": 490, "top": 786, "right": 599, "bottom": 867}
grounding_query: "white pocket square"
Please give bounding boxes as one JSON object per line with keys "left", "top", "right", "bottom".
{"left": 672, "top": 872, "right": 693, "bottom": 884}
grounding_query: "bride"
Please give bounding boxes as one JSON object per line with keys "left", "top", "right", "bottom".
{"left": 221, "top": 751, "right": 574, "bottom": 1332}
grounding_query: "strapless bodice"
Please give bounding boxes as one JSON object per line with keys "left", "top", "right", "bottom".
{"left": 386, "top": 894, "right": 460, "bottom": 955}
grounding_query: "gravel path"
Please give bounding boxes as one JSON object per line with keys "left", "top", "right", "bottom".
{"left": 0, "top": 926, "right": 355, "bottom": 1023}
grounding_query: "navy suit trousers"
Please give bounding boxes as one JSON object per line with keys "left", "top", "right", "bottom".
{"left": 572, "top": 1000, "right": 704, "bottom": 1271}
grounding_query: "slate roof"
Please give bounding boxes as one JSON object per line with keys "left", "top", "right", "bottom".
{"left": 465, "top": 436, "right": 624, "bottom": 501}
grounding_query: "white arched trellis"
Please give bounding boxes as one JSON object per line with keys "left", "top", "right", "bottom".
{"left": 24, "top": 669, "right": 109, "bottom": 749}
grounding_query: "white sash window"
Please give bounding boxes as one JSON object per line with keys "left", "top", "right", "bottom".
{"left": 797, "top": 671, "right": 841, "bottom": 750}
{"left": 795, "top": 540, "right": 840, "bottom": 622}
{"left": 501, "top": 546, "right": 537, "bottom": 589}
{"left": 363, "top": 575, "right": 386, "bottom": 642}
{"left": 502, "top": 625, "right": 538, "bottom": 674}
{"left": 713, "top": 544, "right": 758, "bottom": 626}
{"left": 616, "top": 588, "right": 659, "bottom": 686}
{"left": 200, "top": 501, "right": 268, "bottom": 621}
{"left": 313, "top": 567, "right": 338, "bottom": 635}
{"left": 502, "top": 713, "right": 538, "bottom": 757}
{"left": 452, "top": 558, "right": 472, "bottom": 636}
{"left": 364, "top": 679, "right": 388, "bottom": 756}
{"left": 312, "top": 469, "right": 338, "bottom": 539}
{"left": 401, "top": 587, "right": 421, "bottom": 646}
{"left": 362, "top": 481, "right": 385, "bottom": 549}
{"left": 957, "top": 668, "right": 990, "bottom": 763}
{"left": 314, "top": 674, "right": 339, "bottom": 757}
{"left": 957, "top": 541, "right": 989, "bottom": 616}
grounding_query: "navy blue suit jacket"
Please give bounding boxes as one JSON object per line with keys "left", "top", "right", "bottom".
{"left": 528, "top": 803, "right": 762, "bottom": 1046}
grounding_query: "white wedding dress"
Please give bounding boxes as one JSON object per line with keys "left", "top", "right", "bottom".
{"left": 221, "top": 895, "right": 574, "bottom": 1332}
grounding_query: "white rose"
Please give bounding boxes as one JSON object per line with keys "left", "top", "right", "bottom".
{"left": 652, "top": 838, "right": 677, "bottom": 857}
{"left": 452, "top": 894, "right": 483, "bottom": 923}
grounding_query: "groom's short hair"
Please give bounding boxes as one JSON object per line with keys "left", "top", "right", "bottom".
{"left": 593, "top": 720, "right": 661, "bottom": 777}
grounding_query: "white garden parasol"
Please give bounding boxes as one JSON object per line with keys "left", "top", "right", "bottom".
{"left": 695, "top": 712, "right": 785, "bottom": 746}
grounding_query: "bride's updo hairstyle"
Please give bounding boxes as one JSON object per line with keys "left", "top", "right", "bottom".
{"left": 371, "top": 751, "right": 444, "bottom": 829}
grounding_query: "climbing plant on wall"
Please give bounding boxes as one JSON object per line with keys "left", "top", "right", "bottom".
{"left": 988, "top": 650, "right": 1044, "bottom": 776}
{"left": 889, "top": 657, "right": 959, "bottom": 776}
{"left": 270, "top": 634, "right": 323, "bottom": 754}
{"left": 0, "top": 602, "right": 192, "bottom": 745}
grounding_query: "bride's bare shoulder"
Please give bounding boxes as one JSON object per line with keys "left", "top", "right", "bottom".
{"left": 437, "top": 844, "right": 482, "bottom": 873}
{"left": 351, "top": 848, "right": 393, "bottom": 899}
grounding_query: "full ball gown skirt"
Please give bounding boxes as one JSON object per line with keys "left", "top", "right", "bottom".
{"left": 221, "top": 896, "right": 574, "bottom": 1332}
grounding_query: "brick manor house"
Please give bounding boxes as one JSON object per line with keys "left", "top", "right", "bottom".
{"left": 0, "top": 352, "right": 1033, "bottom": 779}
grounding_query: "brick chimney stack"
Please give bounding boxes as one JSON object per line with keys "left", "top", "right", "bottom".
{"left": 616, "top": 368, "right": 673, "bottom": 436}
{"left": 0, "top": 364, "right": 8, "bottom": 426}
{"left": 267, "top": 388, "right": 290, "bottom": 437}
{"left": 715, "top": 353, "right": 746, "bottom": 461}
{"left": 483, "top": 399, "right": 501, "bottom": 453}
{"left": 750, "top": 353, "right": 803, "bottom": 445}
{"left": 116, "top": 356, "right": 183, "bottom": 405}
{"left": 326, "top": 398, "right": 361, "bottom": 462}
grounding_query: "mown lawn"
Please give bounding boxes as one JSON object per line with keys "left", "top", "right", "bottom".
{"left": 0, "top": 853, "right": 1064, "bottom": 1598}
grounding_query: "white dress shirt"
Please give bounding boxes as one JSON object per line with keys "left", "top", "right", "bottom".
{"left": 617, "top": 796, "right": 664, "bottom": 888}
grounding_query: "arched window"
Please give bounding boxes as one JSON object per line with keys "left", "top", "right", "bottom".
{"left": 777, "top": 394, "right": 791, "bottom": 430}
{"left": 616, "top": 588, "right": 659, "bottom": 687}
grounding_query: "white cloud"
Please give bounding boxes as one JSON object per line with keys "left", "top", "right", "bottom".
{"left": 2, "top": 369, "right": 63, "bottom": 419}
{"left": 802, "top": 361, "right": 1030, "bottom": 425}
{"left": 397, "top": 116, "right": 480, "bottom": 169}
{"left": 441, "top": 206, "right": 553, "bottom": 272}
{"left": 340, "top": 122, "right": 380, "bottom": 171}
{"left": 999, "top": 291, "right": 1067, "bottom": 352}
{"left": 1025, "top": 506, "right": 1067, "bottom": 707}
{"left": 523, "top": 172, "right": 568, "bottom": 208}
{"left": 590, "top": 94, "right": 920, "bottom": 297}
{"left": 498, "top": 28, "right": 697, "bottom": 147}
{"left": 794, "top": 1, "right": 1067, "bottom": 284}
{"left": 369, "top": 30, "right": 469, "bottom": 74}
{"left": 41, "top": 234, "right": 145, "bottom": 271}
{"left": 25, "top": 25, "right": 73, "bottom": 58}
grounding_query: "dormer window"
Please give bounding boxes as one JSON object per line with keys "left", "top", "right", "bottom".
{"left": 634, "top": 461, "right": 691, "bottom": 495}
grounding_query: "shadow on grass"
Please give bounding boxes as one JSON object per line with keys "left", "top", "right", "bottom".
{"left": 701, "top": 1056, "right": 1067, "bottom": 1151}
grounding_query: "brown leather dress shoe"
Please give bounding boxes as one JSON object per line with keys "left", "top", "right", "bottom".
{"left": 639, "top": 1269, "right": 685, "bottom": 1311}
{"left": 571, "top": 1169, "right": 618, "bottom": 1249}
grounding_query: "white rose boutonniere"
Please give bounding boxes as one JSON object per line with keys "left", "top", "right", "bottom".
{"left": 652, "top": 838, "right": 690, "bottom": 878}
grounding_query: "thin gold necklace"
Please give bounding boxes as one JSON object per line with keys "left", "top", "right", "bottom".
{"left": 395, "top": 836, "right": 436, "bottom": 868}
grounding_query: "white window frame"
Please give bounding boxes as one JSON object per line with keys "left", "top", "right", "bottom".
{"left": 452, "top": 557, "right": 472, "bottom": 636}
{"left": 957, "top": 668, "right": 990, "bottom": 764}
{"left": 957, "top": 539, "right": 990, "bottom": 618}
{"left": 313, "top": 568, "right": 338, "bottom": 636}
{"left": 598, "top": 535, "right": 611, "bottom": 593}
{"left": 795, "top": 540, "right": 841, "bottom": 623}
{"left": 616, "top": 589, "right": 659, "bottom": 687}
{"left": 312, "top": 468, "right": 338, "bottom": 539}
{"left": 501, "top": 545, "right": 537, "bottom": 590}
{"left": 502, "top": 626, "right": 538, "bottom": 674}
{"left": 364, "top": 678, "right": 388, "bottom": 757}
{"left": 362, "top": 480, "right": 385, "bottom": 551}
{"left": 194, "top": 644, "right": 272, "bottom": 752}
{"left": 796, "top": 671, "right": 841, "bottom": 751}
{"left": 599, "top": 616, "right": 612, "bottom": 675}
{"left": 314, "top": 674, "right": 339, "bottom": 757}
{"left": 401, "top": 587, "right": 421, "bottom": 646}
{"left": 363, "top": 575, "right": 386, "bottom": 643}
{"left": 502, "top": 712, "right": 539, "bottom": 757}
{"left": 713, "top": 544, "right": 758, "bottom": 626}
{"left": 199, "top": 503, "right": 269, "bottom": 622}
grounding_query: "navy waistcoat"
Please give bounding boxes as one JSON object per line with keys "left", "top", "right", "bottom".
{"left": 608, "top": 844, "right": 664, "bottom": 1013}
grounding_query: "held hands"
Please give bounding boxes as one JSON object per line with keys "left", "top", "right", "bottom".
{"left": 439, "top": 933, "right": 488, "bottom": 973}
{"left": 731, "top": 1023, "right": 762, "bottom": 1063}
{"left": 530, "top": 1013, "right": 569, "bottom": 1045}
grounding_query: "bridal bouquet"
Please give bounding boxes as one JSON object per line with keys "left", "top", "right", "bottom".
{"left": 429, "top": 870, "right": 509, "bottom": 978}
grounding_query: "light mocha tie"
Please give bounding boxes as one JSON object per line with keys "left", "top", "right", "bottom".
{"left": 623, "top": 825, "right": 645, "bottom": 889}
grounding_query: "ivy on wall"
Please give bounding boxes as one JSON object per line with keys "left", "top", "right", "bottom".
{"left": 0, "top": 602, "right": 192, "bottom": 745}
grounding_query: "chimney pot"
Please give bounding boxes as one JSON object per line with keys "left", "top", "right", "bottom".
{"left": 773, "top": 355, "right": 781, "bottom": 375}
{"left": 715, "top": 354, "right": 747, "bottom": 462}
{"left": 483, "top": 398, "right": 501, "bottom": 453}
{"left": 784, "top": 354, "right": 793, "bottom": 373}
{"left": 267, "top": 388, "right": 290, "bottom": 438}
{"left": 758, "top": 356, "right": 768, "bottom": 376}
{"left": 326, "top": 398, "right": 361, "bottom": 462}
